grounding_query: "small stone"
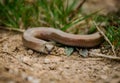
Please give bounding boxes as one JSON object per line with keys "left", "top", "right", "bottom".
{"left": 100, "top": 75, "right": 108, "bottom": 80}
{"left": 8, "top": 81, "right": 15, "bottom": 83}
{"left": 103, "top": 66, "right": 109, "bottom": 71}
{"left": 56, "top": 47, "right": 65, "bottom": 56}
{"left": 22, "top": 57, "right": 29, "bottom": 62}
{"left": 44, "top": 56, "right": 63, "bottom": 63}
{"left": 21, "top": 73, "right": 27, "bottom": 79}
{"left": 64, "top": 64, "right": 70, "bottom": 69}
{"left": 50, "top": 51, "right": 56, "bottom": 55}
{"left": 79, "top": 48, "right": 88, "bottom": 57}
{"left": 59, "top": 48, "right": 65, "bottom": 54}
{"left": 27, "top": 49, "right": 34, "bottom": 55}
{"left": 44, "top": 58, "right": 51, "bottom": 64}
{"left": 91, "top": 49, "right": 101, "bottom": 53}
{"left": 2, "top": 44, "right": 9, "bottom": 52}
{"left": 33, "top": 64, "right": 43, "bottom": 70}
{"left": 49, "top": 64, "right": 57, "bottom": 70}
{"left": 58, "top": 67, "right": 63, "bottom": 72}
{"left": 27, "top": 76, "right": 40, "bottom": 83}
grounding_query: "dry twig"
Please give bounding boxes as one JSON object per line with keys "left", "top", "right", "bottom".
{"left": 89, "top": 52, "right": 120, "bottom": 60}
{"left": 93, "top": 21, "right": 116, "bottom": 56}
{"left": 0, "top": 26, "right": 24, "bottom": 33}
{"left": 76, "top": 0, "right": 86, "bottom": 11}
{"left": 69, "top": 0, "right": 86, "bottom": 18}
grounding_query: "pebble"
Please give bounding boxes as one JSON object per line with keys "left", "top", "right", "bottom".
{"left": 27, "top": 49, "right": 34, "bottom": 55}
{"left": 57, "top": 47, "right": 65, "bottom": 55}
{"left": 100, "top": 75, "right": 108, "bottom": 80}
{"left": 64, "top": 64, "right": 70, "bottom": 69}
{"left": 33, "top": 64, "right": 43, "bottom": 70}
{"left": 103, "top": 66, "right": 109, "bottom": 71}
{"left": 44, "top": 56, "right": 63, "bottom": 63}
{"left": 44, "top": 58, "right": 51, "bottom": 64}
{"left": 51, "top": 47, "right": 65, "bottom": 56}
{"left": 27, "top": 76, "right": 40, "bottom": 83}
{"left": 49, "top": 64, "right": 57, "bottom": 70}
{"left": 22, "top": 57, "right": 30, "bottom": 62}
{"left": 91, "top": 49, "right": 101, "bottom": 53}
{"left": 8, "top": 81, "right": 16, "bottom": 83}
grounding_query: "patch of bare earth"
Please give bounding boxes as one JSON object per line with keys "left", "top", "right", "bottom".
{"left": 0, "top": 29, "right": 120, "bottom": 83}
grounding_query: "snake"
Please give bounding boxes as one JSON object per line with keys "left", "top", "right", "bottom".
{"left": 22, "top": 27, "right": 104, "bottom": 54}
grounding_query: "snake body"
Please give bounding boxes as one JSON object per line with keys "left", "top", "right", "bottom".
{"left": 22, "top": 27, "right": 103, "bottom": 53}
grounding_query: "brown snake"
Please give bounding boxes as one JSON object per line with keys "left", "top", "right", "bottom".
{"left": 22, "top": 27, "right": 104, "bottom": 53}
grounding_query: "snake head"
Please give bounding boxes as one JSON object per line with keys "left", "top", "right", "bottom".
{"left": 40, "top": 42, "right": 54, "bottom": 54}
{"left": 45, "top": 44, "right": 54, "bottom": 53}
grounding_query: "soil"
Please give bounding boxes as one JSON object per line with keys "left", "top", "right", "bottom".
{"left": 0, "top": 29, "right": 120, "bottom": 83}
{"left": 0, "top": 0, "right": 120, "bottom": 83}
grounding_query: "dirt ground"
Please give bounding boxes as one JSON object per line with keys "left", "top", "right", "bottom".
{"left": 0, "top": 0, "right": 120, "bottom": 83}
{"left": 0, "top": 29, "right": 120, "bottom": 83}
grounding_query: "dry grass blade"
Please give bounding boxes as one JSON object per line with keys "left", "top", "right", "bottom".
{"left": 93, "top": 21, "right": 116, "bottom": 56}
{"left": 0, "top": 26, "right": 24, "bottom": 33}
{"left": 89, "top": 52, "right": 120, "bottom": 60}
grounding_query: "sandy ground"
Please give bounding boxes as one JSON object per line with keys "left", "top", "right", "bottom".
{"left": 0, "top": 29, "right": 120, "bottom": 83}
{"left": 0, "top": 0, "right": 120, "bottom": 83}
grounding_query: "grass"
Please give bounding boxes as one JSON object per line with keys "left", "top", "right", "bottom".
{"left": 38, "top": 0, "right": 79, "bottom": 30}
{"left": 0, "top": 0, "right": 84, "bottom": 30}
{"left": 94, "top": 14, "right": 120, "bottom": 48}
{"left": 0, "top": 0, "right": 41, "bottom": 29}
{"left": 106, "top": 16, "right": 120, "bottom": 48}
{"left": 0, "top": 0, "right": 120, "bottom": 48}
{"left": 0, "top": 0, "right": 95, "bottom": 31}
